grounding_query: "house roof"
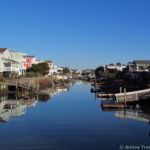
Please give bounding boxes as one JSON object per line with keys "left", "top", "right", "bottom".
{"left": 2, "top": 58, "right": 19, "bottom": 64}
{"left": 45, "top": 60, "right": 53, "bottom": 63}
{"left": 0, "top": 48, "right": 7, "bottom": 53}
{"left": 27, "top": 55, "right": 35, "bottom": 58}
{"left": 133, "top": 60, "right": 150, "bottom": 65}
{"left": 128, "top": 62, "right": 133, "bottom": 65}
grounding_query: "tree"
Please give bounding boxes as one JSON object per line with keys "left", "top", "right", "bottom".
{"left": 116, "top": 62, "right": 121, "bottom": 66}
{"left": 63, "top": 67, "right": 70, "bottom": 74}
{"left": 27, "top": 62, "right": 50, "bottom": 76}
{"left": 95, "top": 66, "right": 104, "bottom": 77}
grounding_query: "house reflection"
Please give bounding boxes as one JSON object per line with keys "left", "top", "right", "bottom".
{"left": 100, "top": 100, "right": 150, "bottom": 123}
{"left": 0, "top": 86, "right": 69, "bottom": 123}
{"left": 38, "top": 87, "right": 69, "bottom": 102}
{"left": 0, "top": 95, "right": 37, "bottom": 122}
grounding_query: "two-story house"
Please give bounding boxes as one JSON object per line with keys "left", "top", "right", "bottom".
{"left": 0, "top": 48, "right": 19, "bottom": 76}
{"left": 23, "top": 55, "right": 36, "bottom": 70}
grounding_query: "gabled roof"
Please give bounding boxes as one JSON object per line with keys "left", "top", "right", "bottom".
{"left": 0, "top": 48, "right": 7, "bottom": 53}
{"left": 133, "top": 60, "right": 150, "bottom": 65}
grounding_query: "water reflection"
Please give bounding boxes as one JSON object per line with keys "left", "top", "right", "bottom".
{"left": 115, "top": 109, "right": 150, "bottom": 123}
{"left": 0, "top": 96, "right": 37, "bottom": 122}
{"left": 0, "top": 82, "right": 150, "bottom": 150}
{"left": 38, "top": 86, "right": 69, "bottom": 102}
{"left": 101, "top": 101, "right": 150, "bottom": 123}
{"left": 100, "top": 99, "right": 150, "bottom": 122}
{"left": 0, "top": 86, "right": 70, "bottom": 123}
{"left": 95, "top": 91, "right": 150, "bottom": 124}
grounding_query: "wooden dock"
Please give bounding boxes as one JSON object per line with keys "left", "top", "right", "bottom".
{"left": 101, "top": 103, "right": 125, "bottom": 109}
{"left": 7, "top": 78, "right": 37, "bottom": 89}
{"left": 115, "top": 88, "right": 150, "bottom": 103}
{"left": 0, "top": 78, "right": 39, "bottom": 94}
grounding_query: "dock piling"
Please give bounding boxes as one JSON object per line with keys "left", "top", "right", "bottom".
{"left": 124, "top": 88, "right": 126, "bottom": 108}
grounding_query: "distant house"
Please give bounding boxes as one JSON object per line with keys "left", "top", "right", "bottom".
{"left": 0, "top": 48, "right": 20, "bottom": 76}
{"left": 23, "top": 55, "right": 36, "bottom": 70}
{"left": 57, "top": 67, "right": 63, "bottom": 73}
{"left": 34, "top": 59, "right": 45, "bottom": 64}
{"left": 45, "top": 60, "right": 58, "bottom": 76}
{"left": 128, "top": 60, "right": 150, "bottom": 72}
{"left": 106, "top": 64, "right": 127, "bottom": 72}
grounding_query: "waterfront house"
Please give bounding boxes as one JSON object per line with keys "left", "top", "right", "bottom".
{"left": 128, "top": 60, "right": 150, "bottom": 72}
{"left": 23, "top": 55, "right": 36, "bottom": 70}
{"left": 0, "top": 48, "right": 11, "bottom": 59}
{"left": 0, "top": 48, "right": 20, "bottom": 76}
{"left": 34, "top": 59, "right": 45, "bottom": 64}
{"left": 45, "top": 60, "right": 58, "bottom": 76}
{"left": 10, "top": 51, "right": 27, "bottom": 75}
{"left": 105, "top": 64, "right": 127, "bottom": 72}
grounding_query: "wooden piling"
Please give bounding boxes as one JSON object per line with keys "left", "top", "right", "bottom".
{"left": 120, "top": 87, "right": 122, "bottom": 93}
{"left": 124, "top": 88, "right": 126, "bottom": 107}
{"left": 95, "top": 78, "right": 97, "bottom": 92}
{"left": 3, "top": 83, "right": 5, "bottom": 94}
{"left": 16, "top": 80, "right": 18, "bottom": 89}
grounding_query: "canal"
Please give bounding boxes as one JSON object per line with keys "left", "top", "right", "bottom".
{"left": 0, "top": 81, "right": 150, "bottom": 150}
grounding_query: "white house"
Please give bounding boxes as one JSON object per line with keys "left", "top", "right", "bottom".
{"left": 0, "top": 48, "right": 20, "bottom": 76}
{"left": 45, "top": 60, "right": 58, "bottom": 76}
{"left": 10, "top": 51, "right": 27, "bottom": 75}
{"left": 128, "top": 60, "right": 150, "bottom": 72}
{"left": 106, "top": 64, "right": 127, "bottom": 72}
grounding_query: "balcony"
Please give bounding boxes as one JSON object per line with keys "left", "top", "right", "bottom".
{"left": 3, "top": 67, "right": 19, "bottom": 72}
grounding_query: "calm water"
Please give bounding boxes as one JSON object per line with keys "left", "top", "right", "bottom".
{"left": 0, "top": 82, "right": 150, "bottom": 150}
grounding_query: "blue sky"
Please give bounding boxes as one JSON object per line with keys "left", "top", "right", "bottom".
{"left": 0, "top": 0, "right": 150, "bottom": 69}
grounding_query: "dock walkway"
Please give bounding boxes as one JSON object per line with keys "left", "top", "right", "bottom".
{"left": 115, "top": 88, "right": 150, "bottom": 103}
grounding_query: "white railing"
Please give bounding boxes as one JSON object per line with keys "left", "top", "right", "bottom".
{"left": 115, "top": 88, "right": 150, "bottom": 97}
{"left": 115, "top": 88, "right": 150, "bottom": 102}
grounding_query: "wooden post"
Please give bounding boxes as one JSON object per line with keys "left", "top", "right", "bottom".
{"left": 2, "top": 82, "right": 3, "bottom": 94}
{"left": 124, "top": 88, "right": 126, "bottom": 108}
{"left": 16, "top": 80, "right": 18, "bottom": 91}
{"left": 120, "top": 87, "right": 122, "bottom": 93}
{"left": 3, "top": 83, "right": 5, "bottom": 95}
{"left": 34, "top": 82, "right": 36, "bottom": 91}
{"left": 0, "top": 82, "right": 1, "bottom": 94}
{"left": 95, "top": 78, "right": 97, "bottom": 92}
